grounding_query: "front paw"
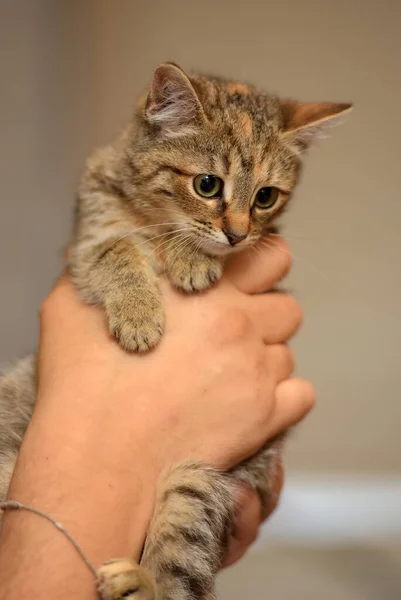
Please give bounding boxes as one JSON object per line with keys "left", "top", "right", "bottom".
{"left": 166, "top": 254, "right": 223, "bottom": 292}
{"left": 105, "top": 290, "right": 164, "bottom": 353}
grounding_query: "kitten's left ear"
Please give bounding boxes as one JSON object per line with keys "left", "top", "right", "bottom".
{"left": 145, "top": 62, "right": 206, "bottom": 137}
{"left": 280, "top": 100, "right": 352, "bottom": 152}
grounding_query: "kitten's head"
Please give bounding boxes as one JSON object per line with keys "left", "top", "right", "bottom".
{"left": 130, "top": 63, "right": 351, "bottom": 256}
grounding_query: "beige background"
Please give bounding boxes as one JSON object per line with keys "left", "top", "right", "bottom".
{"left": 1, "top": 0, "right": 401, "bottom": 475}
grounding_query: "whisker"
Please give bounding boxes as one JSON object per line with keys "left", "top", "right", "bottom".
{"left": 99, "top": 222, "right": 188, "bottom": 254}
{"left": 268, "top": 232, "right": 320, "bottom": 242}
{"left": 151, "top": 230, "right": 194, "bottom": 258}
{"left": 170, "top": 236, "right": 197, "bottom": 270}
{"left": 132, "top": 228, "right": 191, "bottom": 251}
{"left": 260, "top": 238, "right": 333, "bottom": 287}
{"left": 164, "top": 234, "right": 195, "bottom": 271}
{"left": 194, "top": 237, "right": 204, "bottom": 256}
{"left": 247, "top": 242, "right": 264, "bottom": 274}
{"left": 157, "top": 232, "right": 193, "bottom": 264}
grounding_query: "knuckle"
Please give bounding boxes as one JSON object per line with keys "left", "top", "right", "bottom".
{"left": 214, "top": 307, "right": 253, "bottom": 344}
{"left": 274, "top": 344, "right": 294, "bottom": 372}
{"left": 282, "top": 379, "right": 316, "bottom": 421}
{"left": 245, "top": 347, "right": 266, "bottom": 384}
{"left": 266, "top": 344, "right": 295, "bottom": 381}
{"left": 271, "top": 294, "right": 303, "bottom": 338}
{"left": 286, "top": 296, "right": 303, "bottom": 331}
{"left": 301, "top": 380, "right": 317, "bottom": 411}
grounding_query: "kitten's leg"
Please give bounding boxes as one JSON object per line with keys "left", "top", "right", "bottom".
{"left": 69, "top": 239, "right": 164, "bottom": 352}
{"left": 164, "top": 247, "right": 223, "bottom": 293}
{"left": 135, "top": 442, "right": 285, "bottom": 600}
{"left": 96, "top": 559, "right": 156, "bottom": 600}
{"left": 140, "top": 463, "right": 235, "bottom": 600}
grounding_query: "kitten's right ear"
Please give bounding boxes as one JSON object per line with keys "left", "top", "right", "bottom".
{"left": 279, "top": 99, "right": 353, "bottom": 153}
{"left": 145, "top": 63, "right": 206, "bottom": 138}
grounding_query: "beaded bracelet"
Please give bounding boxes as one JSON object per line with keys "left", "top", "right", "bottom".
{"left": 0, "top": 500, "right": 155, "bottom": 600}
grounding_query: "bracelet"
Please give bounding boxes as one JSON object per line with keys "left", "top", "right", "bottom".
{"left": 0, "top": 500, "right": 152, "bottom": 600}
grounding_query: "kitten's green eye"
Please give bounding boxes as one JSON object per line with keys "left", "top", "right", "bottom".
{"left": 194, "top": 174, "right": 223, "bottom": 198}
{"left": 254, "top": 187, "right": 279, "bottom": 209}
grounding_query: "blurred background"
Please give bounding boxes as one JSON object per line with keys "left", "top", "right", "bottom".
{"left": 1, "top": 0, "right": 401, "bottom": 597}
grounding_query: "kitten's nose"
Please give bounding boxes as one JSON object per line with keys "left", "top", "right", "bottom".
{"left": 223, "top": 229, "right": 247, "bottom": 246}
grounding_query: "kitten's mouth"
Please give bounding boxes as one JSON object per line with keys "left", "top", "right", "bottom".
{"left": 193, "top": 234, "right": 246, "bottom": 257}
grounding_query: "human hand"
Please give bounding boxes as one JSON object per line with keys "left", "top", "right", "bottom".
{"left": 37, "top": 236, "right": 311, "bottom": 478}
{"left": 28, "top": 234, "right": 314, "bottom": 566}
{"left": 0, "top": 236, "right": 314, "bottom": 599}
{"left": 222, "top": 458, "right": 284, "bottom": 568}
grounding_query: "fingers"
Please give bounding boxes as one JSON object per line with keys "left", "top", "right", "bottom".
{"left": 265, "top": 344, "right": 295, "bottom": 383}
{"left": 222, "top": 376, "right": 315, "bottom": 571}
{"left": 267, "top": 378, "right": 316, "bottom": 438}
{"left": 222, "top": 458, "right": 284, "bottom": 568}
{"left": 225, "top": 235, "right": 292, "bottom": 294}
{"left": 221, "top": 485, "right": 261, "bottom": 568}
{"left": 250, "top": 293, "right": 303, "bottom": 344}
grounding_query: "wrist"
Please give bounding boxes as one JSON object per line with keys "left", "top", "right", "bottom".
{"left": 8, "top": 393, "right": 158, "bottom": 563}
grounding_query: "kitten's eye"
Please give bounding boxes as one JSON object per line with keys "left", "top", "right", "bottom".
{"left": 194, "top": 174, "right": 223, "bottom": 198}
{"left": 254, "top": 187, "right": 279, "bottom": 209}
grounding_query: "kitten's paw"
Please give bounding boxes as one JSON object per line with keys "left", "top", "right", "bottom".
{"left": 96, "top": 558, "right": 156, "bottom": 600}
{"left": 167, "top": 255, "right": 223, "bottom": 292}
{"left": 106, "top": 292, "right": 164, "bottom": 352}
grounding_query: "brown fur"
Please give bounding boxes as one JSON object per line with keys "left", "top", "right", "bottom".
{"left": 0, "top": 63, "right": 351, "bottom": 599}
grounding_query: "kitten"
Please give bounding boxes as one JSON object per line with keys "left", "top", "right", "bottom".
{"left": 0, "top": 63, "right": 350, "bottom": 600}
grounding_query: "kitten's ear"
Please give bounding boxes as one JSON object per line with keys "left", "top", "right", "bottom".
{"left": 145, "top": 62, "right": 206, "bottom": 137}
{"left": 280, "top": 100, "right": 352, "bottom": 152}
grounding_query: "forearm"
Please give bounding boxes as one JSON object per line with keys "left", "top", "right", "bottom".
{"left": 0, "top": 391, "right": 156, "bottom": 600}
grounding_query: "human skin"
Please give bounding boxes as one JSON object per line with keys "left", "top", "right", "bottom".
{"left": 0, "top": 236, "right": 314, "bottom": 599}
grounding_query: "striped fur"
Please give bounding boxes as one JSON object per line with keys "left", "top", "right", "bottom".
{"left": 0, "top": 64, "right": 350, "bottom": 599}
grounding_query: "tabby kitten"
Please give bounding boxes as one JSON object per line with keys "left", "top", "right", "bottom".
{"left": 0, "top": 63, "right": 350, "bottom": 600}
